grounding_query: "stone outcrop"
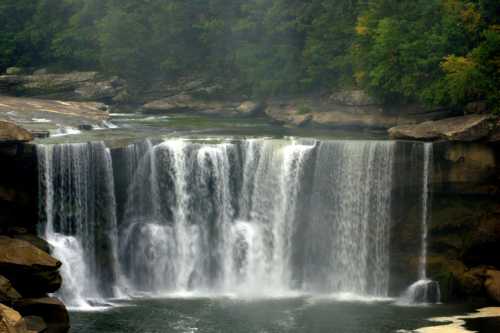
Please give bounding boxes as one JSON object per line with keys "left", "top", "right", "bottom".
{"left": 143, "top": 94, "right": 262, "bottom": 117}
{"left": 14, "top": 298, "right": 69, "bottom": 333}
{"left": 485, "top": 270, "right": 500, "bottom": 304}
{"left": 0, "top": 122, "right": 32, "bottom": 143}
{"left": 0, "top": 303, "right": 28, "bottom": 333}
{"left": 0, "top": 237, "right": 62, "bottom": 297}
{"left": 0, "top": 96, "right": 111, "bottom": 135}
{"left": 389, "top": 115, "right": 495, "bottom": 141}
{"left": 264, "top": 96, "right": 455, "bottom": 129}
{"left": 0, "top": 71, "right": 126, "bottom": 103}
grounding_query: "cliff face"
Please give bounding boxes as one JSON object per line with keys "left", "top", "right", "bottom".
{"left": 0, "top": 136, "right": 69, "bottom": 333}
{"left": 390, "top": 140, "right": 500, "bottom": 303}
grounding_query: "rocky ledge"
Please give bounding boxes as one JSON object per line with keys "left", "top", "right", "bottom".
{"left": 389, "top": 115, "right": 499, "bottom": 142}
{"left": 0, "top": 133, "right": 69, "bottom": 332}
{"left": 0, "top": 95, "right": 111, "bottom": 137}
{"left": 0, "top": 70, "right": 127, "bottom": 103}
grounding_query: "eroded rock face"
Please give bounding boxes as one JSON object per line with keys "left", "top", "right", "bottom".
{"left": 0, "top": 122, "right": 32, "bottom": 143}
{"left": 0, "top": 303, "right": 28, "bottom": 333}
{"left": 13, "top": 298, "right": 69, "bottom": 333}
{"left": 0, "top": 237, "right": 62, "bottom": 296}
{"left": 389, "top": 115, "right": 494, "bottom": 141}
{"left": 485, "top": 270, "right": 500, "bottom": 304}
{"left": 0, "top": 72, "right": 126, "bottom": 103}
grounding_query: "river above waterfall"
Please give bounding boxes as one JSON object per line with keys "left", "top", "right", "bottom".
{"left": 70, "top": 297, "right": 477, "bottom": 333}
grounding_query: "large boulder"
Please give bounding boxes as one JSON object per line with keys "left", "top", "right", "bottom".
{"left": 0, "top": 237, "right": 61, "bottom": 296}
{"left": 388, "top": 115, "right": 494, "bottom": 141}
{"left": 0, "top": 71, "right": 126, "bottom": 103}
{"left": 14, "top": 298, "right": 69, "bottom": 333}
{"left": 0, "top": 122, "right": 32, "bottom": 143}
{"left": 142, "top": 94, "right": 255, "bottom": 117}
{"left": 485, "top": 270, "right": 500, "bottom": 303}
{"left": 0, "top": 304, "right": 28, "bottom": 333}
{"left": 0, "top": 275, "right": 21, "bottom": 304}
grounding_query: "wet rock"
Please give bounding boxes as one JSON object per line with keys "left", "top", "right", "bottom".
{"left": 485, "top": 270, "right": 500, "bottom": 303}
{"left": 10, "top": 235, "right": 51, "bottom": 255}
{"left": 0, "top": 122, "right": 32, "bottom": 143}
{"left": 0, "top": 275, "right": 22, "bottom": 303}
{"left": 0, "top": 237, "right": 61, "bottom": 296}
{"left": 388, "top": 115, "right": 493, "bottom": 141}
{"left": 14, "top": 298, "right": 69, "bottom": 333}
{"left": 0, "top": 303, "right": 28, "bottom": 333}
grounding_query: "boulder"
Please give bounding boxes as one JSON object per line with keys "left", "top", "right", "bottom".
{"left": 236, "top": 101, "right": 262, "bottom": 116}
{"left": 329, "top": 90, "right": 378, "bottom": 106}
{"left": 14, "top": 298, "right": 69, "bottom": 333}
{"left": 388, "top": 115, "right": 493, "bottom": 141}
{"left": 485, "top": 270, "right": 500, "bottom": 303}
{"left": 0, "top": 275, "right": 22, "bottom": 304}
{"left": 0, "top": 237, "right": 61, "bottom": 296}
{"left": 142, "top": 94, "right": 244, "bottom": 117}
{"left": 0, "top": 122, "right": 32, "bottom": 143}
{"left": 0, "top": 304, "right": 28, "bottom": 333}
{"left": 10, "top": 235, "right": 51, "bottom": 255}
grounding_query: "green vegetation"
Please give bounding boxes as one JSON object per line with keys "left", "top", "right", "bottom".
{"left": 0, "top": 0, "right": 499, "bottom": 111}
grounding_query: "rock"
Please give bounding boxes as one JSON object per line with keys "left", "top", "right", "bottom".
{"left": 77, "top": 124, "right": 93, "bottom": 131}
{"left": 10, "top": 235, "right": 51, "bottom": 254}
{"left": 23, "top": 316, "right": 46, "bottom": 333}
{"left": 389, "top": 115, "right": 493, "bottom": 141}
{"left": 0, "top": 71, "right": 126, "bottom": 102}
{"left": 485, "top": 270, "right": 500, "bottom": 303}
{"left": 5, "top": 68, "right": 27, "bottom": 76}
{"left": 143, "top": 94, "right": 243, "bottom": 116}
{"left": 0, "top": 275, "right": 21, "bottom": 304}
{"left": 0, "top": 304, "right": 28, "bottom": 333}
{"left": 330, "top": 90, "right": 378, "bottom": 106}
{"left": 14, "top": 298, "right": 69, "bottom": 333}
{"left": 0, "top": 122, "right": 32, "bottom": 143}
{"left": 0, "top": 237, "right": 62, "bottom": 296}
{"left": 236, "top": 101, "right": 262, "bottom": 116}
{"left": 0, "top": 96, "right": 110, "bottom": 133}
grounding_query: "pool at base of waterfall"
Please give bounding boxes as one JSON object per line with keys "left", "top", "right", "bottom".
{"left": 70, "top": 297, "right": 476, "bottom": 333}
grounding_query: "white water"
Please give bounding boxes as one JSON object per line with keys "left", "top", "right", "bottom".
{"left": 36, "top": 138, "right": 439, "bottom": 308}
{"left": 37, "top": 142, "right": 122, "bottom": 309}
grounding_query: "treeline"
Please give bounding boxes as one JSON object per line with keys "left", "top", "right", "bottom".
{"left": 0, "top": 0, "right": 499, "bottom": 111}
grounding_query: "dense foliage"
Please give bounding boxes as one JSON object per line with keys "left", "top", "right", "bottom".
{"left": 0, "top": 0, "right": 498, "bottom": 111}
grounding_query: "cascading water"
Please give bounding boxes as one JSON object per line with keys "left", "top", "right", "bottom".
{"left": 399, "top": 143, "right": 441, "bottom": 305}
{"left": 118, "top": 138, "right": 395, "bottom": 297}
{"left": 36, "top": 137, "right": 436, "bottom": 307}
{"left": 37, "top": 142, "right": 122, "bottom": 309}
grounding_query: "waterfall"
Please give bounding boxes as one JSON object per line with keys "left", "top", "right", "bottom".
{"left": 398, "top": 142, "right": 441, "bottom": 305}
{"left": 37, "top": 142, "right": 121, "bottom": 309}
{"left": 36, "top": 137, "right": 423, "bottom": 306}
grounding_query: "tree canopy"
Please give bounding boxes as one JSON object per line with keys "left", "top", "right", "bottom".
{"left": 0, "top": 0, "right": 498, "bottom": 111}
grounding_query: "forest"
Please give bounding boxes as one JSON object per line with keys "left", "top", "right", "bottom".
{"left": 0, "top": 0, "right": 499, "bottom": 112}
